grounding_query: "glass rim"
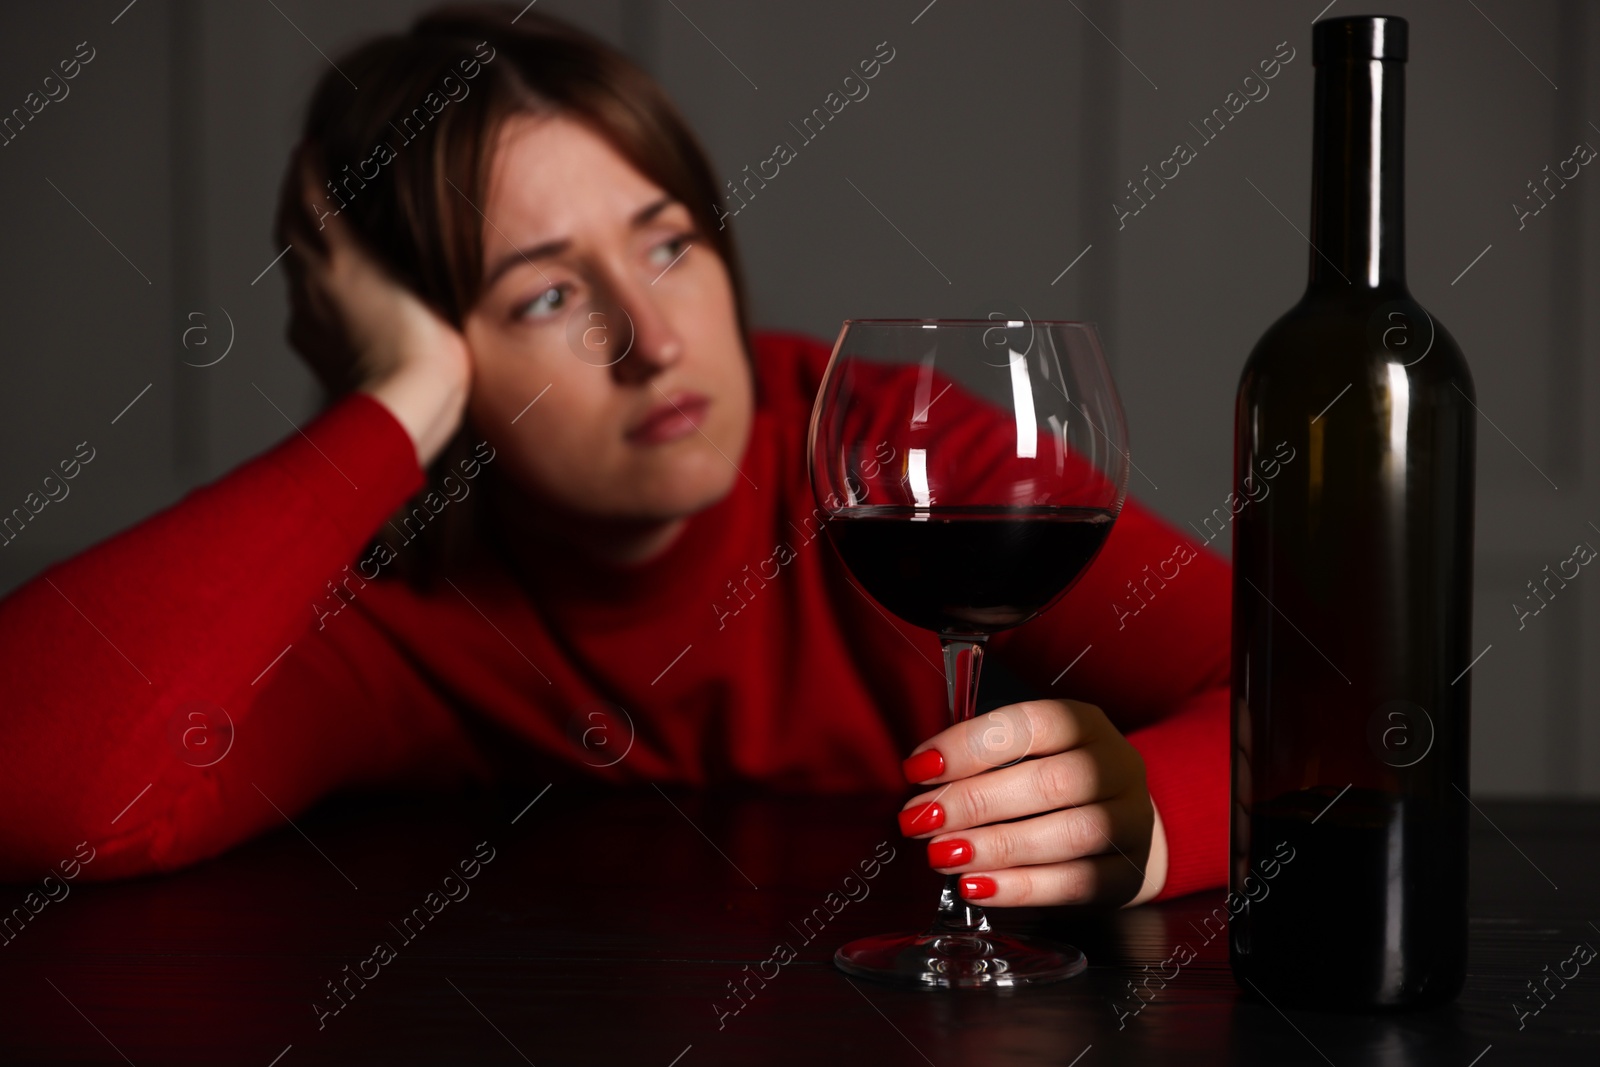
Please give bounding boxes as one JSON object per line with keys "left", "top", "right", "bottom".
{"left": 839, "top": 317, "right": 1098, "bottom": 328}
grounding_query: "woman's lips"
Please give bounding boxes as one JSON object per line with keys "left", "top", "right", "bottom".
{"left": 626, "top": 391, "right": 710, "bottom": 445}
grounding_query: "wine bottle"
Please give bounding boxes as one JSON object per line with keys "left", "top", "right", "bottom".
{"left": 1228, "top": 15, "right": 1475, "bottom": 1010}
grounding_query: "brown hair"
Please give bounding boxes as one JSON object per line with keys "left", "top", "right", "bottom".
{"left": 272, "top": 2, "right": 750, "bottom": 588}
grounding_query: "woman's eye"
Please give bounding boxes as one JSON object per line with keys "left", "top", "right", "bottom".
{"left": 516, "top": 284, "right": 570, "bottom": 320}
{"left": 648, "top": 233, "right": 694, "bottom": 267}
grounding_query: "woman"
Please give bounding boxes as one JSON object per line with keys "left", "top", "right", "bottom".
{"left": 0, "top": 3, "right": 1229, "bottom": 907}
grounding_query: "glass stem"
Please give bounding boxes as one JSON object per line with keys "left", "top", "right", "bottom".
{"left": 932, "top": 636, "right": 991, "bottom": 936}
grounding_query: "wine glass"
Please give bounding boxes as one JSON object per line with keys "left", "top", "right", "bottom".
{"left": 808, "top": 317, "right": 1130, "bottom": 988}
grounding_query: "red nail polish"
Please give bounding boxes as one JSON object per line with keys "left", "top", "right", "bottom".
{"left": 959, "top": 875, "right": 997, "bottom": 900}
{"left": 901, "top": 748, "right": 945, "bottom": 783}
{"left": 927, "top": 838, "right": 973, "bottom": 868}
{"left": 897, "top": 801, "right": 944, "bottom": 836}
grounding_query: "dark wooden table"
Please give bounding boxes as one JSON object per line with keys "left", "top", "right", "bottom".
{"left": 2, "top": 786, "right": 1596, "bottom": 1065}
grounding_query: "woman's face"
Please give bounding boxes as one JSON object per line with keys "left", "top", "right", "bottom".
{"left": 462, "top": 111, "right": 753, "bottom": 530}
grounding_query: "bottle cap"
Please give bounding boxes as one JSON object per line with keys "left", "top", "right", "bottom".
{"left": 1313, "top": 15, "right": 1408, "bottom": 64}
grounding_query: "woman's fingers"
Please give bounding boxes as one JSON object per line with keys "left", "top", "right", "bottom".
{"left": 894, "top": 697, "right": 1162, "bottom": 907}
{"left": 901, "top": 698, "right": 1105, "bottom": 784}
{"left": 897, "top": 742, "right": 1126, "bottom": 839}
{"left": 924, "top": 799, "right": 1125, "bottom": 873}
{"left": 950, "top": 853, "right": 1146, "bottom": 908}
{"left": 288, "top": 149, "right": 372, "bottom": 289}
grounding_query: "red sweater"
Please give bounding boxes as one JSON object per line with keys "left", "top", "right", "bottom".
{"left": 0, "top": 330, "right": 1229, "bottom": 901}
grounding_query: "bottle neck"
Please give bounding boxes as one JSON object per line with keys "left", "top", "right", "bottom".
{"left": 1307, "top": 59, "right": 1407, "bottom": 293}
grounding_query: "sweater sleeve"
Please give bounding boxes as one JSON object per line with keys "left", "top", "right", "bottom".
{"left": 0, "top": 393, "right": 487, "bottom": 883}
{"left": 990, "top": 491, "right": 1232, "bottom": 902}
{"left": 1123, "top": 685, "right": 1230, "bottom": 902}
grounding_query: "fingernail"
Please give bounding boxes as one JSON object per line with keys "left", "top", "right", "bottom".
{"left": 959, "top": 875, "right": 997, "bottom": 900}
{"left": 897, "top": 801, "right": 944, "bottom": 836}
{"left": 927, "top": 838, "right": 973, "bottom": 868}
{"left": 901, "top": 749, "right": 945, "bottom": 783}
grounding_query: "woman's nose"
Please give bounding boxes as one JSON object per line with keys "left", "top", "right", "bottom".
{"left": 597, "top": 275, "right": 682, "bottom": 382}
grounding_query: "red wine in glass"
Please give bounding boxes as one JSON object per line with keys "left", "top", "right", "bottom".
{"left": 809, "top": 317, "right": 1130, "bottom": 988}
{"left": 826, "top": 506, "right": 1114, "bottom": 634}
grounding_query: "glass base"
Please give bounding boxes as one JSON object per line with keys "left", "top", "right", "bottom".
{"left": 834, "top": 929, "right": 1088, "bottom": 989}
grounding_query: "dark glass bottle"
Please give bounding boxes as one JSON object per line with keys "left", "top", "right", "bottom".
{"left": 1228, "top": 15, "right": 1475, "bottom": 1010}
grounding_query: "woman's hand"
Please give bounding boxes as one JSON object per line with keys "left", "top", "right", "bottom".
{"left": 283, "top": 159, "right": 472, "bottom": 468}
{"left": 898, "top": 698, "right": 1168, "bottom": 907}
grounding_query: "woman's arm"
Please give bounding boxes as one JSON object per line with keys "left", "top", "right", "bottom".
{"left": 0, "top": 392, "right": 488, "bottom": 881}
{"left": 0, "top": 185, "right": 483, "bottom": 882}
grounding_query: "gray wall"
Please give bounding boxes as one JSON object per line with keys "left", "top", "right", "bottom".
{"left": 0, "top": 1, "right": 1593, "bottom": 796}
